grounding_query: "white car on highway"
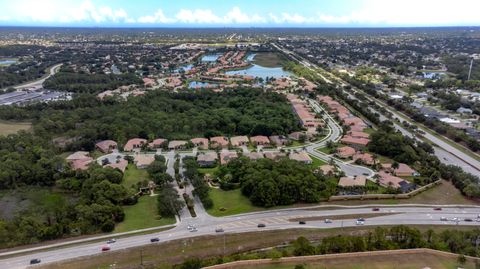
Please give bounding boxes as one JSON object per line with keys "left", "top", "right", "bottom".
{"left": 356, "top": 218, "right": 365, "bottom": 225}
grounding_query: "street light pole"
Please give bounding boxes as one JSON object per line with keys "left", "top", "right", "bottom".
{"left": 223, "top": 233, "right": 226, "bottom": 256}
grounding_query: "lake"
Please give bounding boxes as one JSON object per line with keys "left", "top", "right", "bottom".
{"left": 423, "top": 72, "right": 446, "bottom": 79}
{"left": 201, "top": 54, "right": 222, "bottom": 62}
{"left": 188, "top": 81, "right": 218, "bottom": 88}
{"left": 176, "top": 64, "right": 193, "bottom": 72}
{"left": 225, "top": 64, "right": 292, "bottom": 80}
{"left": 0, "top": 60, "right": 16, "bottom": 66}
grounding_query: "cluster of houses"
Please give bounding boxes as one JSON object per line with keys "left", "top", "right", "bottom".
{"left": 318, "top": 95, "right": 420, "bottom": 193}
{"left": 93, "top": 134, "right": 295, "bottom": 154}
{"left": 336, "top": 160, "right": 418, "bottom": 193}
{"left": 288, "top": 94, "right": 324, "bottom": 136}
{"left": 197, "top": 150, "right": 312, "bottom": 167}
{"left": 318, "top": 95, "right": 371, "bottom": 148}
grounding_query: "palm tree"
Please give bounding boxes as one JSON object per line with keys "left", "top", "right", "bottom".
{"left": 392, "top": 161, "right": 399, "bottom": 176}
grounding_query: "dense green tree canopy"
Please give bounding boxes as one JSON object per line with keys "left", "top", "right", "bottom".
{"left": 217, "top": 157, "right": 333, "bottom": 207}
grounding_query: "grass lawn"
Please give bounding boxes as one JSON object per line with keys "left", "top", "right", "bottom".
{"left": 0, "top": 120, "right": 31, "bottom": 136}
{"left": 238, "top": 252, "right": 474, "bottom": 269}
{"left": 122, "top": 164, "right": 149, "bottom": 188}
{"left": 114, "top": 195, "right": 175, "bottom": 233}
{"left": 315, "top": 147, "right": 333, "bottom": 154}
{"left": 198, "top": 166, "right": 219, "bottom": 175}
{"left": 363, "top": 127, "right": 375, "bottom": 135}
{"left": 289, "top": 141, "right": 306, "bottom": 148}
{"left": 309, "top": 155, "right": 327, "bottom": 168}
{"left": 207, "top": 188, "right": 262, "bottom": 217}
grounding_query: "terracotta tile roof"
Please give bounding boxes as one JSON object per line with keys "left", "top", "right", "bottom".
{"left": 336, "top": 146, "right": 356, "bottom": 158}
{"left": 338, "top": 176, "right": 366, "bottom": 187}
{"left": 124, "top": 138, "right": 147, "bottom": 151}
{"left": 95, "top": 140, "right": 117, "bottom": 153}
{"left": 250, "top": 136, "right": 270, "bottom": 145}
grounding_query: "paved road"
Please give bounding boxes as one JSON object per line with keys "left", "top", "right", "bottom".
{"left": 12, "top": 64, "right": 63, "bottom": 90}
{"left": 304, "top": 98, "right": 375, "bottom": 178}
{"left": 273, "top": 42, "right": 480, "bottom": 175}
{"left": 2, "top": 205, "right": 480, "bottom": 269}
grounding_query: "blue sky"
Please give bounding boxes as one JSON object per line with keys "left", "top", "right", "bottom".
{"left": 0, "top": 0, "right": 479, "bottom": 27}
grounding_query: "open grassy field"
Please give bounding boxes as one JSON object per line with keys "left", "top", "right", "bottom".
{"left": 122, "top": 164, "right": 149, "bottom": 188}
{"left": 0, "top": 120, "right": 31, "bottom": 136}
{"left": 114, "top": 195, "right": 175, "bottom": 233}
{"left": 207, "top": 188, "right": 262, "bottom": 217}
{"left": 237, "top": 252, "right": 475, "bottom": 269}
{"left": 252, "top": 52, "right": 285, "bottom": 68}
{"left": 328, "top": 180, "right": 478, "bottom": 206}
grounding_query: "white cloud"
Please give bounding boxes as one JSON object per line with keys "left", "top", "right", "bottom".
{"left": 223, "top": 7, "right": 266, "bottom": 24}
{"left": 173, "top": 7, "right": 265, "bottom": 24}
{"left": 0, "top": 16, "right": 10, "bottom": 21}
{"left": 9, "top": 0, "right": 133, "bottom": 24}
{"left": 175, "top": 9, "right": 222, "bottom": 24}
{"left": 138, "top": 9, "right": 171, "bottom": 23}
{"left": 315, "top": 0, "right": 480, "bottom": 25}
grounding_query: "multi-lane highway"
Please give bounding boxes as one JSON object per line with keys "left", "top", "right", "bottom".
{"left": 1, "top": 205, "right": 480, "bottom": 268}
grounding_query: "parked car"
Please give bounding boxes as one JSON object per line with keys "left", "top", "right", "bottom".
{"left": 30, "top": 259, "right": 41, "bottom": 265}
{"left": 215, "top": 228, "right": 224, "bottom": 233}
{"left": 106, "top": 239, "right": 116, "bottom": 244}
{"left": 257, "top": 223, "right": 266, "bottom": 228}
{"left": 150, "top": 237, "right": 160, "bottom": 242}
{"left": 101, "top": 245, "right": 111, "bottom": 251}
{"left": 299, "top": 221, "right": 306, "bottom": 225}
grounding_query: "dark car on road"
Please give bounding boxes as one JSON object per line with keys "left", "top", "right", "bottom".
{"left": 150, "top": 237, "right": 160, "bottom": 242}
{"left": 30, "top": 259, "right": 41, "bottom": 265}
{"left": 434, "top": 207, "right": 442, "bottom": 211}
{"left": 299, "top": 221, "right": 306, "bottom": 225}
{"left": 464, "top": 218, "right": 473, "bottom": 222}
{"left": 257, "top": 223, "right": 266, "bottom": 228}
{"left": 215, "top": 228, "right": 224, "bottom": 233}
{"left": 372, "top": 208, "right": 380, "bottom": 211}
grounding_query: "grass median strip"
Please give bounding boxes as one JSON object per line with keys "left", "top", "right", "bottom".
{"left": 289, "top": 213, "right": 398, "bottom": 222}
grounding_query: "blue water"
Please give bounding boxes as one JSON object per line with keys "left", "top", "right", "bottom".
{"left": 225, "top": 64, "right": 291, "bottom": 80}
{"left": 201, "top": 54, "right": 222, "bottom": 62}
{"left": 188, "top": 81, "right": 218, "bottom": 88}
{"left": 246, "top": 53, "right": 256, "bottom": 62}
{"left": 423, "top": 72, "right": 445, "bottom": 79}
{"left": 0, "top": 60, "right": 16, "bottom": 65}
{"left": 176, "top": 64, "right": 193, "bottom": 72}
